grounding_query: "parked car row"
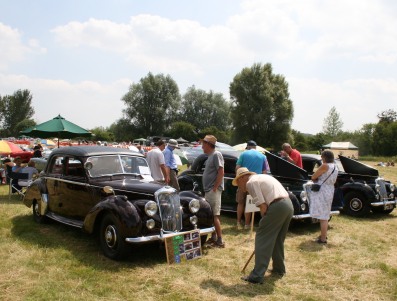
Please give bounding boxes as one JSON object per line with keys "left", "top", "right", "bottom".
{"left": 21, "top": 145, "right": 396, "bottom": 260}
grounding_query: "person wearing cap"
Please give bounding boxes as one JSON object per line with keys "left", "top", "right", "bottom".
{"left": 235, "top": 140, "right": 270, "bottom": 230}
{"left": 233, "top": 168, "right": 293, "bottom": 284}
{"left": 280, "top": 143, "right": 303, "bottom": 168}
{"left": 146, "top": 140, "right": 169, "bottom": 183}
{"left": 201, "top": 135, "right": 225, "bottom": 248}
{"left": 163, "top": 139, "right": 180, "bottom": 191}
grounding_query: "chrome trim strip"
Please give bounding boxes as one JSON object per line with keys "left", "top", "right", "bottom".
{"left": 371, "top": 200, "right": 397, "bottom": 207}
{"left": 292, "top": 210, "right": 340, "bottom": 220}
{"left": 125, "top": 226, "right": 215, "bottom": 243}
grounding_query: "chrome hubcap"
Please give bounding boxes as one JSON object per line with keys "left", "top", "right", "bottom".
{"left": 104, "top": 225, "right": 117, "bottom": 248}
{"left": 350, "top": 198, "right": 363, "bottom": 211}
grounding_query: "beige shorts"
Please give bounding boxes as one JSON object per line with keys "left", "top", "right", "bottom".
{"left": 205, "top": 189, "right": 222, "bottom": 216}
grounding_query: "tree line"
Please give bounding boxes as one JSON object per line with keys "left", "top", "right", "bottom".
{"left": 1, "top": 62, "right": 396, "bottom": 156}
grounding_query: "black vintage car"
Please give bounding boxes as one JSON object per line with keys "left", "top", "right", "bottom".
{"left": 23, "top": 146, "right": 214, "bottom": 260}
{"left": 302, "top": 154, "right": 397, "bottom": 217}
{"left": 178, "top": 150, "right": 341, "bottom": 221}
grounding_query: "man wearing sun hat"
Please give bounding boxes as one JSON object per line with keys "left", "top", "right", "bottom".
{"left": 233, "top": 168, "right": 293, "bottom": 284}
{"left": 163, "top": 139, "right": 180, "bottom": 191}
{"left": 201, "top": 134, "right": 225, "bottom": 248}
{"left": 235, "top": 140, "right": 270, "bottom": 230}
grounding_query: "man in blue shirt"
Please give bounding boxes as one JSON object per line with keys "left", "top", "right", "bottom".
{"left": 163, "top": 139, "right": 180, "bottom": 191}
{"left": 235, "top": 140, "right": 270, "bottom": 229}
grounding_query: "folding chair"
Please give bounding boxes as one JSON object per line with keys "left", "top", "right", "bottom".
{"left": 8, "top": 171, "right": 29, "bottom": 200}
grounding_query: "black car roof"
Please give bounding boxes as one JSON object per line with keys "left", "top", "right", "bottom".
{"left": 50, "top": 146, "right": 143, "bottom": 158}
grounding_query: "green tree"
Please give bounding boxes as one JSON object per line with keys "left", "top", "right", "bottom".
{"left": 0, "top": 89, "right": 35, "bottom": 137}
{"left": 109, "top": 118, "right": 135, "bottom": 142}
{"left": 372, "top": 121, "right": 397, "bottom": 156}
{"left": 90, "top": 126, "right": 114, "bottom": 142}
{"left": 350, "top": 124, "right": 376, "bottom": 156}
{"left": 229, "top": 63, "right": 293, "bottom": 148}
{"left": 322, "top": 106, "right": 343, "bottom": 138}
{"left": 180, "top": 86, "right": 231, "bottom": 132}
{"left": 166, "top": 121, "right": 197, "bottom": 142}
{"left": 122, "top": 72, "right": 181, "bottom": 137}
{"left": 307, "top": 133, "right": 328, "bottom": 152}
{"left": 291, "top": 130, "right": 308, "bottom": 151}
{"left": 377, "top": 109, "right": 397, "bottom": 123}
{"left": 15, "top": 119, "right": 36, "bottom": 137}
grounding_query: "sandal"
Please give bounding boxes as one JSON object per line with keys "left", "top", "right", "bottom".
{"left": 315, "top": 238, "right": 327, "bottom": 244}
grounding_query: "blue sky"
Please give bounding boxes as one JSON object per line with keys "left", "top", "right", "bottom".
{"left": 1, "top": 0, "right": 396, "bottom": 136}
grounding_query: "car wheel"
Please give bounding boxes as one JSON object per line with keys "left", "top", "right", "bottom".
{"left": 99, "top": 213, "right": 130, "bottom": 260}
{"left": 32, "top": 200, "right": 47, "bottom": 223}
{"left": 343, "top": 191, "right": 371, "bottom": 217}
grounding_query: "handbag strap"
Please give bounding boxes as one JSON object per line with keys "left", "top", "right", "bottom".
{"left": 319, "top": 165, "right": 336, "bottom": 185}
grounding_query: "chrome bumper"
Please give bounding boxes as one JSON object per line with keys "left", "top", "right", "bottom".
{"left": 371, "top": 200, "right": 397, "bottom": 207}
{"left": 125, "top": 226, "right": 215, "bottom": 243}
{"left": 292, "top": 210, "right": 340, "bottom": 220}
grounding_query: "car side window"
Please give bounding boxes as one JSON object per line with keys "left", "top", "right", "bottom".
{"left": 64, "top": 157, "right": 85, "bottom": 178}
{"left": 48, "top": 156, "right": 64, "bottom": 176}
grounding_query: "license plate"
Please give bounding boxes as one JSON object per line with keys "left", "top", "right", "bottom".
{"left": 384, "top": 204, "right": 393, "bottom": 210}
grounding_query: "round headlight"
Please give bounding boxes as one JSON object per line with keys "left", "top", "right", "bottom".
{"left": 300, "top": 203, "right": 307, "bottom": 211}
{"left": 190, "top": 215, "right": 198, "bottom": 225}
{"left": 189, "top": 199, "right": 200, "bottom": 213}
{"left": 300, "top": 191, "right": 307, "bottom": 202}
{"left": 146, "top": 219, "right": 155, "bottom": 229}
{"left": 390, "top": 184, "right": 395, "bottom": 191}
{"left": 145, "top": 201, "right": 158, "bottom": 217}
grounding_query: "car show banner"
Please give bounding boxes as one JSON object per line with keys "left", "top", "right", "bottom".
{"left": 165, "top": 230, "right": 202, "bottom": 264}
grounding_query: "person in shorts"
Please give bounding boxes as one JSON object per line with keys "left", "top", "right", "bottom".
{"left": 201, "top": 135, "right": 225, "bottom": 248}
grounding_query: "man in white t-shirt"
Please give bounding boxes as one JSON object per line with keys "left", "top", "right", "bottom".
{"left": 146, "top": 140, "right": 168, "bottom": 183}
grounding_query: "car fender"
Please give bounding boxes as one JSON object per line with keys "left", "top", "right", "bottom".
{"left": 179, "top": 190, "right": 214, "bottom": 228}
{"left": 340, "top": 182, "right": 376, "bottom": 202}
{"left": 23, "top": 178, "right": 48, "bottom": 208}
{"left": 84, "top": 195, "right": 142, "bottom": 236}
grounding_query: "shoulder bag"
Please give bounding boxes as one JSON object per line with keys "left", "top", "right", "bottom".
{"left": 311, "top": 165, "right": 336, "bottom": 192}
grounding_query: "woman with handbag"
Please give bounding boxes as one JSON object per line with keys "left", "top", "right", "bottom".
{"left": 309, "top": 150, "right": 338, "bottom": 244}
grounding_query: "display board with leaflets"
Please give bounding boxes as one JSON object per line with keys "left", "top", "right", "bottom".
{"left": 164, "top": 230, "right": 202, "bottom": 264}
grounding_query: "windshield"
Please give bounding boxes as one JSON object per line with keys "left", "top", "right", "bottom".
{"left": 86, "top": 155, "right": 151, "bottom": 177}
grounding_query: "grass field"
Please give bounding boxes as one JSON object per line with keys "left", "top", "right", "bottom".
{"left": 0, "top": 161, "right": 396, "bottom": 301}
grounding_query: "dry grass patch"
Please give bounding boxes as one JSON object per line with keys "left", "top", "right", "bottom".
{"left": 0, "top": 159, "right": 396, "bottom": 301}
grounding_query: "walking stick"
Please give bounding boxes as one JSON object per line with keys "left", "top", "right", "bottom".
{"left": 241, "top": 250, "right": 255, "bottom": 273}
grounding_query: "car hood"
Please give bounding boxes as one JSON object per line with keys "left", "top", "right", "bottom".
{"left": 338, "top": 155, "right": 379, "bottom": 176}
{"left": 265, "top": 151, "right": 309, "bottom": 180}
{"left": 91, "top": 176, "right": 166, "bottom": 195}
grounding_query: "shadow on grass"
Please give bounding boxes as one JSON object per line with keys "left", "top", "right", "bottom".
{"left": 200, "top": 275, "right": 281, "bottom": 297}
{"left": 10, "top": 214, "right": 167, "bottom": 270}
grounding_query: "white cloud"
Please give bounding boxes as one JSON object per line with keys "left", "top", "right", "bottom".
{"left": 0, "top": 23, "right": 46, "bottom": 71}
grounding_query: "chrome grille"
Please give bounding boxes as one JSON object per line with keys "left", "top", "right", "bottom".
{"left": 375, "top": 178, "right": 388, "bottom": 199}
{"left": 155, "top": 187, "right": 182, "bottom": 233}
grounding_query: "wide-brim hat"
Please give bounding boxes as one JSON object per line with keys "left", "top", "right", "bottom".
{"left": 232, "top": 167, "right": 256, "bottom": 186}
{"left": 200, "top": 135, "right": 217, "bottom": 146}
{"left": 167, "top": 139, "right": 180, "bottom": 148}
